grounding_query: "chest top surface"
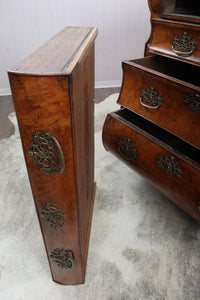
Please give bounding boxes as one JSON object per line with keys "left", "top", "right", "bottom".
{"left": 8, "top": 26, "right": 98, "bottom": 76}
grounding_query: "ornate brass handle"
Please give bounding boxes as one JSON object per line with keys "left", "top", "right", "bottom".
{"left": 28, "top": 130, "right": 65, "bottom": 175}
{"left": 184, "top": 94, "right": 200, "bottom": 114}
{"left": 172, "top": 46, "right": 194, "bottom": 57}
{"left": 117, "top": 138, "right": 137, "bottom": 161}
{"left": 51, "top": 135, "right": 65, "bottom": 174}
{"left": 172, "top": 32, "right": 197, "bottom": 57}
{"left": 140, "top": 87, "right": 163, "bottom": 109}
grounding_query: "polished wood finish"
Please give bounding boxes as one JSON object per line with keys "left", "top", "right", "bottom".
{"left": 146, "top": 0, "right": 200, "bottom": 66}
{"left": 161, "top": 0, "right": 200, "bottom": 23}
{"left": 103, "top": 110, "right": 200, "bottom": 222}
{"left": 118, "top": 56, "right": 200, "bottom": 149}
{"left": 102, "top": 1, "right": 200, "bottom": 222}
{"left": 8, "top": 27, "right": 97, "bottom": 285}
{"left": 149, "top": 19, "right": 200, "bottom": 66}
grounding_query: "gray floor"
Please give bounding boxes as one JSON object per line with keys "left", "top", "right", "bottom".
{"left": 0, "top": 87, "right": 120, "bottom": 141}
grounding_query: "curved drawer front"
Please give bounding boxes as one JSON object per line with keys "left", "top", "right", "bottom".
{"left": 102, "top": 111, "right": 200, "bottom": 222}
{"left": 118, "top": 58, "right": 200, "bottom": 149}
{"left": 148, "top": 18, "right": 200, "bottom": 66}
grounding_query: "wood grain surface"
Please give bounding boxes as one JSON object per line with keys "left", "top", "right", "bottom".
{"left": 103, "top": 0, "right": 200, "bottom": 223}
{"left": 103, "top": 110, "right": 200, "bottom": 222}
{"left": 8, "top": 26, "right": 97, "bottom": 285}
{"left": 118, "top": 55, "right": 200, "bottom": 149}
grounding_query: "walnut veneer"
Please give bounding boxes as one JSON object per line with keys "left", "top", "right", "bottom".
{"left": 8, "top": 27, "right": 98, "bottom": 285}
{"left": 102, "top": 0, "right": 200, "bottom": 222}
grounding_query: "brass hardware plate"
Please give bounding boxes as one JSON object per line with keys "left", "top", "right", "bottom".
{"left": 157, "top": 155, "right": 182, "bottom": 178}
{"left": 184, "top": 94, "right": 200, "bottom": 114}
{"left": 41, "top": 203, "right": 65, "bottom": 230}
{"left": 118, "top": 138, "right": 137, "bottom": 161}
{"left": 50, "top": 249, "right": 74, "bottom": 270}
{"left": 28, "top": 130, "right": 65, "bottom": 175}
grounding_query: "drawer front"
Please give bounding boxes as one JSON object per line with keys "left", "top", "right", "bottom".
{"left": 118, "top": 63, "right": 200, "bottom": 149}
{"left": 148, "top": 19, "right": 200, "bottom": 66}
{"left": 102, "top": 112, "right": 200, "bottom": 222}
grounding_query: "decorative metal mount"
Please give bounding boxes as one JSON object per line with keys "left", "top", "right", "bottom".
{"left": 156, "top": 155, "right": 182, "bottom": 178}
{"left": 28, "top": 130, "right": 65, "bottom": 175}
{"left": 117, "top": 138, "right": 137, "bottom": 161}
{"left": 172, "top": 32, "right": 197, "bottom": 57}
{"left": 41, "top": 203, "right": 65, "bottom": 230}
{"left": 50, "top": 248, "right": 74, "bottom": 270}
{"left": 140, "top": 87, "right": 163, "bottom": 109}
{"left": 184, "top": 94, "right": 200, "bottom": 114}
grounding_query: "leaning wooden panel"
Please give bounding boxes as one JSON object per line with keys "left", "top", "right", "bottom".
{"left": 8, "top": 26, "right": 98, "bottom": 285}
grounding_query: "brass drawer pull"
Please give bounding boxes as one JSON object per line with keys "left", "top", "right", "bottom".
{"left": 140, "top": 87, "right": 163, "bottom": 109}
{"left": 172, "top": 32, "right": 197, "bottom": 57}
{"left": 184, "top": 94, "right": 200, "bottom": 114}
{"left": 156, "top": 155, "right": 182, "bottom": 178}
{"left": 117, "top": 138, "right": 137, "bottom": 161}
{"left": 28, "top": 130, "right": 65, "bottom": 175}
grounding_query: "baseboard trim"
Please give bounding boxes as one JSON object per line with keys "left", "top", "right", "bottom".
{"left": 0, "top": 88, "right": 11, "bottom": 96}
{"left": 95, "top": 80, "right": 121, "bottom": 89}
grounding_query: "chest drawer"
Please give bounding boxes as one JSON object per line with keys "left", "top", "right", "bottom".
{"left": 118, "top": 55, "right": 200, "bottom": 149}
{"left": 148, "top": 18, "right": 200, "bottom": 66}
{"left": 102, "top": 108, "right": 200, "bottom": 222}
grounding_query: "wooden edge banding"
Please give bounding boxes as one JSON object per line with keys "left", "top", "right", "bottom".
{"left": 66, "top": 27, "right": 98, "bottom": 73}
{"left": 82, "top": 182, "right": 96, "bottom": 282}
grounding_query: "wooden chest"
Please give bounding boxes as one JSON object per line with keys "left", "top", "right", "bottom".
{"left": 103, "top": 0, "right": 200, "bottom": 222}
{"left": 8, "top": 27, "right": 97, "bottom": 285}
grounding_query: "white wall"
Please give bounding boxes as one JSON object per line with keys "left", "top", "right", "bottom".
{"left": 0, "top": 0, "right": 150, "bottom": 93}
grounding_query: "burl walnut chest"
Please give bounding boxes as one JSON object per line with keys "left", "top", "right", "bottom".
{"left": 103, "top": 0, "right": 200, "bottom": 222}
{"left": 8, "top": 27, "right": 97, "bottom": 285}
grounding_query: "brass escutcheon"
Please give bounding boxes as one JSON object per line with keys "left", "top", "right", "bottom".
{"left": 41, "top": 203, "right": 65, "bottom": 230}
{"left": 50, "top": 248, "right": 74, "bottom": 270}
{"left": 157, "top": 155, "right": 182, "bottom": 178}
{"left": 117, "top": 138, "right": 137, "bottom": 161}
{"left": 184, "top": 94, "right": 200, "bottom": 114}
